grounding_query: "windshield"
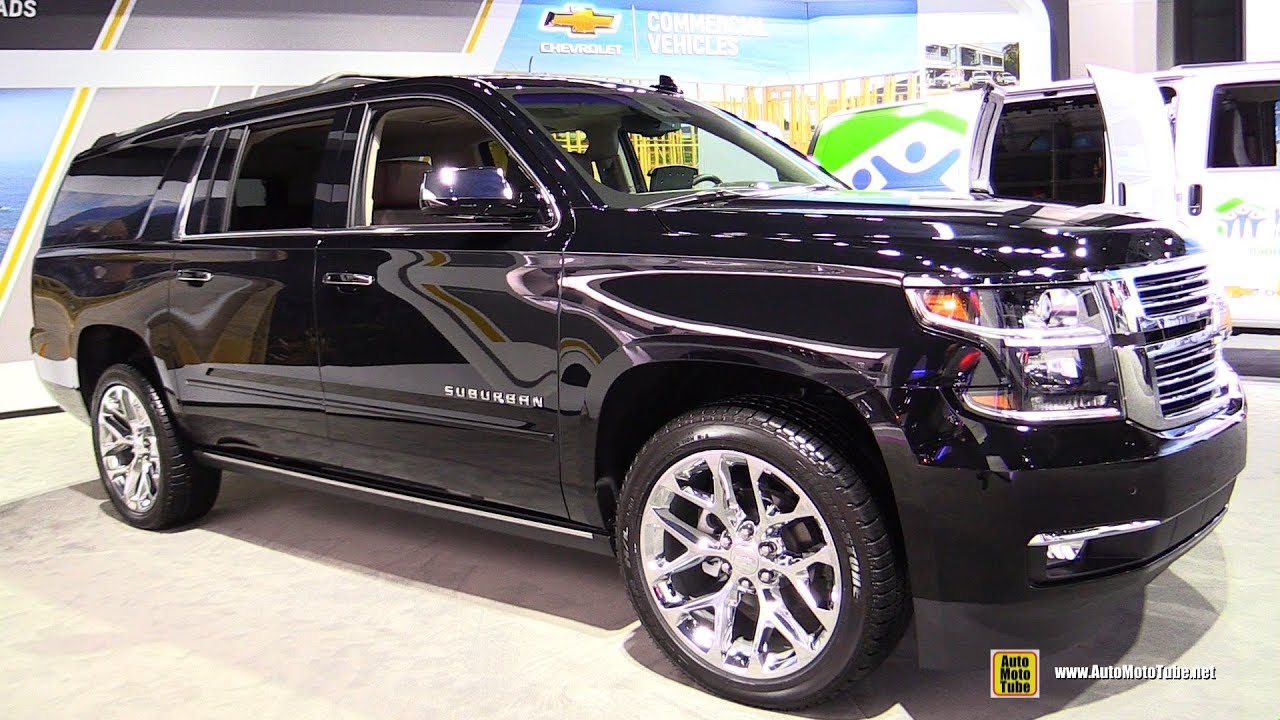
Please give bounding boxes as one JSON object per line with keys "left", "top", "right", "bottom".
{"left": 500, "top": 86, "right": 842, "bottom": 207}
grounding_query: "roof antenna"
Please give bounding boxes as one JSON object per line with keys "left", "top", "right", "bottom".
{"left": 651, "top": 74, "right": 681, "bottom": 93}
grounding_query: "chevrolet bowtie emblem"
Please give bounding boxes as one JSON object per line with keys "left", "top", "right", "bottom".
{"left": 543, "top": 7, "right": 617, "bottom": 35}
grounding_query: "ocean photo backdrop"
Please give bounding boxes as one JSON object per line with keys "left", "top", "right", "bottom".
{"left": 0, "top": 88, "right": 73, "bottom": 261}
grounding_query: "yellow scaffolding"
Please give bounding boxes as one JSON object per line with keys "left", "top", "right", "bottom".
{"left": 542, "top": 70, "right": 918, "bottom": 177}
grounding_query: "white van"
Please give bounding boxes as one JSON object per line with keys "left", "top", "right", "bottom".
{"left": 810, "top": 62, "right": 1280, "bottom": 331}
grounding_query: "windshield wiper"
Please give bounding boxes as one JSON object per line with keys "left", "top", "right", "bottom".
{"left": 644, "top": 183, "right": 832, "bottom": 210}
{"left": 645, "top": 188, "right": 755, "bottom": 209}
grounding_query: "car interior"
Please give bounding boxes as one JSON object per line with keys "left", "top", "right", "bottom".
{"left": 360, "top": 104, "right": 536, "bottom": 226}
{"left": 991, "top": 94, "right": 1108, "bottom": 205}
{"left": 229, "top": 119, "right": 332, "bottom": 232}
{"left": 1208, "top": 83, "right": 1279, "bottom": 168}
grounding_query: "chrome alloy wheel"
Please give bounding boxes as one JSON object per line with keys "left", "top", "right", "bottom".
{"left": 96, "top": 384, "right": 161, "bottom": 513}
{"left": 639, "top": 450, "right": 851, "bottom": 680}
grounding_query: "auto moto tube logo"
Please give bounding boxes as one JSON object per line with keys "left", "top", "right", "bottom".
{"left": 991, "top": 649, "right": 1039, "bottom": 698}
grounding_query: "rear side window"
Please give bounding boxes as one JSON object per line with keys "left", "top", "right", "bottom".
{"left": 43, "top": 139, "right": 177, "bottom": 247}
{"left": 990, "top": 94, "right": 1107, "bottom": 206}
{"left": 184, "top": 111, "right": 337, "bottom": 234}
{"left": 1208, "top": 83, "right": 1279, "bottom": 168}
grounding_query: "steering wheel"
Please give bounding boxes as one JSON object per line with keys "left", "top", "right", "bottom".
{"left": 692, "top": 174, "right": 723, "bottom": 188}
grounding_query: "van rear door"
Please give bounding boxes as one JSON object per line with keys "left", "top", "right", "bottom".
{"left": 1087, "top": 65, "right": 1178, "bottom": 219}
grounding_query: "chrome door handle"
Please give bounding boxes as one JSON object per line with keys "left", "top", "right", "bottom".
{"left": 175, "top": 269, "right": 213, "bottom": 284}
{"left": 322, "top": 272, "right": 374, "bottom": 287}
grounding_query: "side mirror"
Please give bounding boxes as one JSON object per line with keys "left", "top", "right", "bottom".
{"left": 420, "top": 166, "right": 515, "bottom": 209}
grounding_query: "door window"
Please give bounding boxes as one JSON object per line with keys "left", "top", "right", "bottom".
{"left": 184, "top": 111, "right": 337, "bottom": 234}
{"left": 354, "top": 101, "right": 545, "bottom": 227}
{"left": 1208, "top": 83, "right": 1280, "bottom": 168}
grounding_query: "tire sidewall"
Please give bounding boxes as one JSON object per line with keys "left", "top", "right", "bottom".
{"left": 618, "top": 416, "right": 872, "bottom": 707}
{"left": 90, "top": 366, "right": 176, "bottom": 528}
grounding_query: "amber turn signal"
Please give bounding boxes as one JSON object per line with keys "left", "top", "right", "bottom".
{"left": 921, "top": 289, "right": 979, "bottom": 323}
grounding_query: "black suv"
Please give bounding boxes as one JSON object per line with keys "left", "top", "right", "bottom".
{"left": 31, "top": 74, "right": 1246, "bottom": 709}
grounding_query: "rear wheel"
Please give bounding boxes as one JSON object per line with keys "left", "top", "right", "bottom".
{"left": 617, "top": 404, "right": 908, "bottom": 710}
{"left": 91, "top": 364, "right": 220, "bottom": 530}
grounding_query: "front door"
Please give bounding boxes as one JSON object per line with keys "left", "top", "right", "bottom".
{"left": 169, "top": 109, "right": 348, "bottom": 463}
{"left": 314, "top": 94, "right": 569, "bottom": 517}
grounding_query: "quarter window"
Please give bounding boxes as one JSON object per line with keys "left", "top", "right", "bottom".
{"left": 44, "top": 138, "right": 178, "bottom": 246}
{"left": 1208, "top": 83, "right": 1279, "bottom": 168}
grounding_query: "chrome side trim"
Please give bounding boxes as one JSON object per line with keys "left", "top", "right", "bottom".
{"left": 1028, "top": 519, "right": 1162, "bottom": 547}
{"left": 198, "top": 451, "right": 595, "bottom": 539}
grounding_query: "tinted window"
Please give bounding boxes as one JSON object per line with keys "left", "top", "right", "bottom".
{"left": 140, "top": 132, "right": 207, "bottom": 242}
{"left": 227, "top": 113, "right": 335, "bottom": 232}
{"left": 43, "top": 139, "right": 177, "bottom": 246}
{"left": 1208, "top": 83, "right": 1279, "bottom": 168}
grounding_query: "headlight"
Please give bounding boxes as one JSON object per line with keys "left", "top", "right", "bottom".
{"left": 906, "top": 283, "right": 1122, "bottom": 422}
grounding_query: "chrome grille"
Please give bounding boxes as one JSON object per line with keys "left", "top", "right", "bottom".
{"left": 1128, "top": 262, "right": 1224, "bottom": 421}
{"left": 1149, "top": 338, "right": 1220, "bottom": 417}
{"left": 1133, "top": 265, "right": 1211, "bottom": 319}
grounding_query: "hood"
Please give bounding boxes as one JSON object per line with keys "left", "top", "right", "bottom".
{"left": 651, "top": 188, "right": 1203, "bottom": 281}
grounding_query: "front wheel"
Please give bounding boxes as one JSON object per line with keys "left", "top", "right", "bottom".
{"left": 91, "top": 364, "right": 221, "bottom": 530}
{"left": 617, "top": 404, "right": 908, "bottom": 710}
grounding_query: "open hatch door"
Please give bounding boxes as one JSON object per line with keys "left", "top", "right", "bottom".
{"left": 810, "top": 85, "right": 1003, "bottom": 195}
{"left": 1087, "top": 64, "right": 1177, "bottom": 219}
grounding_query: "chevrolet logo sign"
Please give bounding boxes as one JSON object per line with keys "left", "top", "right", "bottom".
{"left": 543, "top": 7, "right": 617, "bottom": 35}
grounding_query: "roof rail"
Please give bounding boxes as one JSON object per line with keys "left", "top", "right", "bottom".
{"left": 89, "top": 74, "right": 396, "bottom": 152}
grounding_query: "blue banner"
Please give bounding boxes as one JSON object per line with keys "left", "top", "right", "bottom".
{"left": 496, "top": 0, "right": 917, "bottom": 85}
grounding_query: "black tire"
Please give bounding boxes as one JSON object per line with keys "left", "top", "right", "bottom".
{"left": 616, "top": 403, "right": 908, "bottom": 710}
{"left": 90, "top": 364, "right": 221, "bottom": 530}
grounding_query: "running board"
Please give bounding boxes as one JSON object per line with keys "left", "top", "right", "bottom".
{"left": 195, "top": 450, "right": 613, "bottom": 556}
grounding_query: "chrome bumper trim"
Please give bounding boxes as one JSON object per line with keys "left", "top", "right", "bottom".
{"left": 1028, "top": 519, "right": 1162, "bottom": 547}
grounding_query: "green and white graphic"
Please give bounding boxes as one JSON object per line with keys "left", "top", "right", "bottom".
{"left": 811, "top": 94, "right": 981, "bottom": 193}
{"left": 1214, "top": 196, "right": 1278, "bottom": 243}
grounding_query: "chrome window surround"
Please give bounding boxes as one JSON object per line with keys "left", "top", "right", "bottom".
{"left": 904, "top": 254, "right": 1234, "bottom": 431}
{"left": 174, "top": 102, "right": 351, "bottom": 241}
{"left": 172, "top": 94, "right": 562, "bottom": 242}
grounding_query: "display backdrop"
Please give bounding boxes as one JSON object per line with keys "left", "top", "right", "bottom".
{"left": 0, "top": 0, "right": 1050, "bottom": 366}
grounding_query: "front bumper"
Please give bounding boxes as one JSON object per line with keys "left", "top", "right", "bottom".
{"left": 879, "top": 376, "right": 1246, "bottom": 666}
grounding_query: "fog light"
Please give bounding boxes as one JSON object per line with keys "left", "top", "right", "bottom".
{"left": 1045, "top": 539, "right": 1086, "bottom": 565}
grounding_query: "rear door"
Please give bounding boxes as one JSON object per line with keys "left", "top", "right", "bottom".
{"left": 168, "top": 108, "right": 350, "bottom": 463}
{"left": 313, "top": 89, "right": 569, "bottom": 517}
{"left": 1087, "top": 65, "right": 1178, "bottom": 219}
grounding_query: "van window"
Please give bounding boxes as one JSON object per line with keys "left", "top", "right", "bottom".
{"left": 355, "top": 101, "right": 542, "bottom": 227}
{"left": 990, "top": 94, "right": 1107, "bottom": 206}
{"left": 1208, "top": 83, "right": 1279, "bottom": 168}
{"left": 43, "top": 139, "right": 178, "bottom": 246}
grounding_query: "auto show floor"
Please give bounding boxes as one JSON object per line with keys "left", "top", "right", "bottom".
{"left": 0, "top": 382, "right": 1277, "bottom": 720}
